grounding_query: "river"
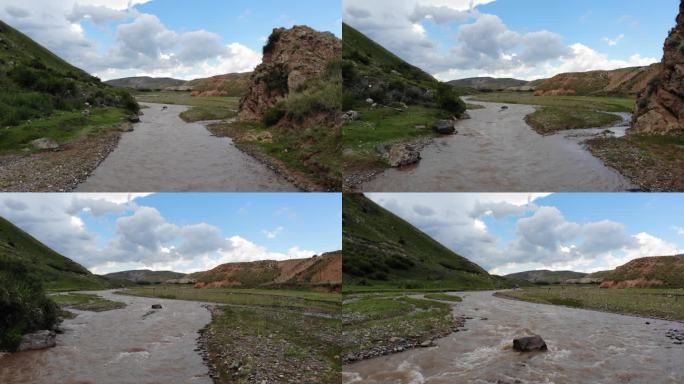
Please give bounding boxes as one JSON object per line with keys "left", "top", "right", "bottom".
{"left": 0, "top": 291, "right": 212, "bottom": 384}
{"left": 361, "top": 101, "right": 635, "bottom": 192}
{"left": 343, "top": 291, "right": 684, "bottom": 384}
{"left": 76, "top": 103, "right": 297, "bottom": 192}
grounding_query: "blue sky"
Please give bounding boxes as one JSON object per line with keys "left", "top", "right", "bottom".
{"left": 344, "top": 0, "right": 678, "bottom": 80}
{"left": 368, "top": 193, "right": 684, "bottom": 275}
{"left": 0, "top": 193, "right": 341, "bottom": 274}
{"left": 1, "top": 0, "right": 341, "bottom": 80}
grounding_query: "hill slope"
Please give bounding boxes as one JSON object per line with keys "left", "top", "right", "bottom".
{"left": 0, "top": 216, "right": 115, "bottom": 291}
{"left": 505, "top": 270, "right": 587, "bottom": 284}
{"left": 194, "top": 251, "right": 341, "bottom": 291}
{"left": 0, "top": 20, "right": 137, "bottom": 150}
{"left": 104, "top": 270, "right": 186, "bottom": 284}
{"left": 534, "top": 64, "right": 660, "bottom": 97}
{"left": 104, "top": 76, "right": 186, "bottom": 90}
{"left": 343, "top": 194, "right": 510, "bottom": 290}
{"left": 448, "top": 77, "right": 530, "bottom": 91}
{"left": 342, "top": 23, "right": 464, "bottom": 114}
{"left": 600, "top": 255, "right": 684, "bottom": 288}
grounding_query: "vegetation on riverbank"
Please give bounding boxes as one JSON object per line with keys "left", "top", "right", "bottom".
{"left": 119, "top": 285, "right": 341, "bottom": 315}
{"left": 473, "top": 93, "right": 634, "bottom": 134}
{"left": 134, "top": 92, "right": 240, "bottom": 123}
{"left": 50, "top": 293, "right": 126, "bottom": 312}
{"left": 119, "top": 285, "right": 341, "bottom": 384}
{"left": 587, "top": 133, "right": 684, "bottom": 191}
{"left": 498, "top": 286, "right": 684, "bottom": 321}
{"left": 424, "top": 293, "right": 463, "bottom": 302}
{"left": 342, "top": 294, "right": 459, "bottom": 362}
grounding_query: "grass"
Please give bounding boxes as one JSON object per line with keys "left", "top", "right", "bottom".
{"left": 118, "top": 285, "right": 341, "bottom": 316}
{"left": 473, "top": 93, "right": 635, "bottom": 134}
{"left": 50, "top": 292, "right": 126, "bottom": 312}
{"left": 499, "top": 286, "right": 684, "bottom": 321}
{"left": 466, "top": 103, "right": 485, "bottom": 110}
{"left": 342, "top": 294, "right": 455, "bottom": 361}
{"left": 206, "top": 305, "right": 341, "bottom": 384}
{"left": 424, "top": 293, "right": 463, "bottom": 302}
{"left": 587, "top": 132, "right": 684, "bottom": 192}
{"left": 0, "top": 107, "right": 127, "bottom": 154}
{"left": 135, "top": 92, "right": 240, "bottom": 123}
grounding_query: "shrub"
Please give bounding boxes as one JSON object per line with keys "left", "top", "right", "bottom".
{"left": 0, "top": 257, "right": 58, "bottom": 352}
{"left": 436, "top": 83, "right": 465, "bottom": 117}
{"left": 263, "top": 30, "right": 282, "bottom": 55}
{"left": 262, "top": 63, "right": 289, "bottom": 96}
{"left": 263, "top": 105, "right": 286, "bottom": 126}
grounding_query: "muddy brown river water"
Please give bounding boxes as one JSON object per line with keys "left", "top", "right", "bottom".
{"left": 343, "top": 291, "right": 684, "bottom": 384}
{"left": 0, "top": 291, "right": 212, "bottom": 384}
{"left": 361, "top": 101, "right": 635, "bottom": 192}
{"left": 76, "top": 103, "right": 297, "bottom": 192}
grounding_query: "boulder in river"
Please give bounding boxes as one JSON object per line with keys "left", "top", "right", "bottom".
{"left": 513, "top": 335, "right": 547, "bottom": 352}
{"left": 433, "top": 120, "right": 456, "bottom": 135}
{"left": 388, "top": 144, "right": 421, "bottom": 167}
{"left": 151, "top": 304, "right": 162, "bottom": 309}
{"left": 128, "top": 116, "right": 141, "bottom": 123}
{"left": 18, "top": 330, "right": 56, "bottom": 352}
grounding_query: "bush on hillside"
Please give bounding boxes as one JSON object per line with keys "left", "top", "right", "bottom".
{"left": 0, "top": 257, "right": 58, "bottom": 352}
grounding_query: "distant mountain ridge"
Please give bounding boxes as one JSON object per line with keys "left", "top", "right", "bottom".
{"left": 104, "top": 269, "right": 186, "bottom": 284}
{"left": 105, "top": 73, "right": 252, "bottom": 97}
{"left": 505, "top": 270, "right": 588, "bottom": 284}
{"left": 599, "top": 255, "right": 684, "bottom": 288}
{"left": 194, "top": 251, "right": 341, "bottom": 291}
{"left": 447, "top": 77, "right": 531, "bottom": 91}
{"left": 534, "top": 64, "right": 660, "bottom": 96}
{"left": 343, "top": 194, "right": 513, "bottom": 290}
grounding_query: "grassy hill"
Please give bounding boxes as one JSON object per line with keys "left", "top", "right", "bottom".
{"left": 600, "top": 255, "right": 684, "bottom": 288}
{"left": 194, "top": 251, "right": 341, "bottom": 291}
{"left": 505, "top": 270, "right": 588, "bottom": 284}
{"left": 0, "top": 20, "right": 138, "bottom": 153}
{"left": 104, "top": 270, "right": 186, "bottom": 284}
{"left": 343, "top": 194, "right": 514, "bottom": 291}
{"left": 534, "top": 64, "right": 660, "bottom": 97}
{"left": 0, "top": 216, "right": 119, "bottom": 291}
{"left": 342, "top": 23, "right": 463, "bottom": 113}
{"left": 104, "top": 76, "right": 186, "bottom": 90}
{"left": 448, "top": 77, "right": 530, "bottom": 91}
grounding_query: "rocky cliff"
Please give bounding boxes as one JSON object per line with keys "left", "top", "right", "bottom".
{"left": 239, "top": 26, "right": 341, "bottom": 121}
{"left": 633, "top": 1, "right": 684, "bottom": 133}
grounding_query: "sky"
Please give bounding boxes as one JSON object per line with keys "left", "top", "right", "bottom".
{"left": 0, "top": 0, "right": 341, "bottom": 80}
{"left": 343, "top": 0, "right": 679, "bottom": 80}
{"left": 0, "top": 193, "right": 342, "bottom": 275}
{"left": 366, "top": 193, "right": 684, "bottom": 276}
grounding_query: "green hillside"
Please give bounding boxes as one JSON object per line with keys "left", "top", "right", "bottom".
{"left": 0, "top": 20, "right": 137, "bottom": 152}
{"left": 342, "top": 23, "right": 463, "bottom": 113}
{"left": 343, "top": 194, "right": 513, "bottom": 291}
{"left": 104, "top": 270, "right": 186, "bottom": 284}
{"left": 505, "top": 270, "right": 588, "bottom": 284}
{"left": 0, "top": 216, "right": 117, "bottom": 291}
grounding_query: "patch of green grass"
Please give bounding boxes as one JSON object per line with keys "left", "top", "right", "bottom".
{"left": 466, "top": 103, "right": 485, "bottom": 110}
{"left": 0, "top": 107, "right": 127, "bottom": 154}
{"left": 179, "top": 106, "right": 237, "bottom": 122}
{"left": 499, "top": 286, "right": 684, "bottom": 321}
{"left": 424, "top": 293, "right": 463, "bottom": 302}
{"left": 135, "top": 92, "right": 240, "bottom": 109}
{"left": 51, "top": 293, "right": 126, "bottom": 312}
{"left": 118, "top": 285, "right": 341, "bottom": 315}
{"left": 342, "top": 295, "right": 453, "bottom": 360}
{"left": 525, "top": 107, "right": 622, "bottom": 135}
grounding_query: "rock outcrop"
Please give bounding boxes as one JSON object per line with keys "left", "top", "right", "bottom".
{"left": 18, "top": 330, "right": 56, "bottom": 352}
{"left": 633, "top": 1, "right": 684, "bottom": 133}
{"left": 239, "top": 26, "right": 341, "bottom": 121}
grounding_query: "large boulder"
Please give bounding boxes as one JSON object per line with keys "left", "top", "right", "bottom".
{"left": 30, "top": 138, "right": 59, "bottom": 150}
{"left": 388, "top": 144, "right": 421, "bottom": 167}
{"left": 632, "top": 1, "right": 684, "bottom": 133}
{"left": 433, "top": 120, "right": 456, "bottom": 135}
{"left": 239, "top": 26, "right": 341, "bottom": 122}
{"left": 513, "top": 335, "right": 547, "bottom": 352}
{"left": 18, "top": 330, "right": 56, "bottom": 352}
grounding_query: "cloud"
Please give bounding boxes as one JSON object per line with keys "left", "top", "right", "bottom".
{"left": 603, "top": 34, "right": 625, "bottom": 46}
{"left": 0, "top": 1, "right": 262, "bottom": 80}
{"left": 675, "top": 226, "right": 684, "bottom": 235}
{"left": 367, "top": 193, "right": 683, "bottom": 275}
{"left": 262, "top": 226, "right": 284, "bottom": 239}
